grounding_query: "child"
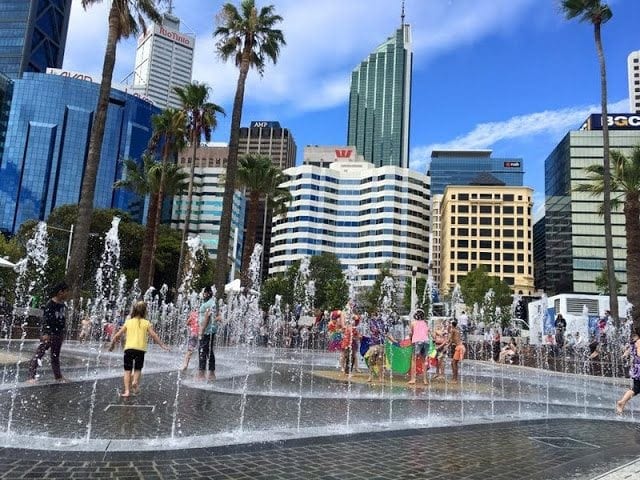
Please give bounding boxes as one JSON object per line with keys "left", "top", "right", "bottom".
{"left": 181, "top": 310, "right": 199, "bottom": 371}
{"left": 450, "top": 320, "right": 466, "bottom": 383}
{"left": 110, "top": 301, "right": 170, "bottom": 398}
{"left": 616, "top": 330, "right": 640, "bottom": 414}
{"left": 340, "top": 319, "right": 359, "bottom": 376}
{"left": 408, "top": 309, "right": 429, "bottom": 385}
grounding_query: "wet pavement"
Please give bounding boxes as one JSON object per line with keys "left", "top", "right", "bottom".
{"left": 0, "top": 342, "right": 639, "bottom": 479}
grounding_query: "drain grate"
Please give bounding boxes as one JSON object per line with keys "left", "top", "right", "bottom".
{"left": 104, "top": 404, "right": 155, "bottom": 412}
{"left": 529, "top": 436, "right": 600, "bottom": 449}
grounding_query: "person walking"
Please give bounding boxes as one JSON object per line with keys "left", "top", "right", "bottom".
{"left": 616, "top": 330, "right": 640, "bottom": 414}
{"left": 109, "top": 301, "right": 169, "bottom": 398}
{"left": 27, "top": 281, "right": 71, "bottom": 383}
{"left": 197, "top": 286, "right": 217, "bottom": 381}
{"left": 450, "top": 320, "right": 466, "bottom": 383}
{"left": 555, "top": 313, "right": 567, "bottom": 349}
{"left": 408, "top": 309, "right": 430, "bottom": 385}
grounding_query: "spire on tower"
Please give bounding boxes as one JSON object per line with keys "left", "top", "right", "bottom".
{"left": 401, "top": 0, "right": 405, "bottom": 25}
{"left": 168, "top": 0, "right": 174, "bottom": 15}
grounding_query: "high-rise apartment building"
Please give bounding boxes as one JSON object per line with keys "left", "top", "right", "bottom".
{"left": 172, "top": 145, "right": 245, "bottom": 277}
{"left": 543, "top": 113, "right": 640, "bottom": 295}
{"left": 439, "top": 184, "right": 535, "bottom": 296}
{"left": 269, "top": 153, "right": 430, "bottom": 288}
{"left": 347, "top": 24, "right": 412, "bottom": 168}
{"left": 0, "top": 72, "right": 159, "bottom": 234}
{"left": 629, "top": 51, "right": 640, "bottom": 114}
{"left": 239, "top": 121, "right": 297, "bottom": 278}
{"left": 0, "top": 0, "right": 72, "bottom": 79}
{"left": 132, "top": 12, "right": 195, "bottom": 109}
{"left": 428, "top": 150, "right": 524, "bottom": 195}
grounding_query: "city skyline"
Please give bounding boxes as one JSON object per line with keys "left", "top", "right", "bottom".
{"left": 63, "top": 0, "right": 639, "bottom": 220}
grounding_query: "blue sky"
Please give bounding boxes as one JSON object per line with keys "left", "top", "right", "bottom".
{"left": 63, "top": 0, "right": 639, "bottom": 219}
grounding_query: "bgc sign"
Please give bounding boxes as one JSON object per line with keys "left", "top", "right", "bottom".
{"left": 583, "top": 114, "right": 640, "bottom": 131}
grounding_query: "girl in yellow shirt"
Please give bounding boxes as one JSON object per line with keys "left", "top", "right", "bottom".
{"left": 110, "top": 301, "right": 169, "bottom": 397}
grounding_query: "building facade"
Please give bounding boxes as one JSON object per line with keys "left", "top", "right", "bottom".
{"left": 239, "top": 121, "right": 297, "bottom": 278}
{"left": 428, "top": 150, "right": 524, "bottom": 195}
{"left": 303, "top": 145, "right": 364, "bottom": 168}
{"left": 172, "top": 145, "right": 245, "bottom": 277}
{"left": 543, "top": 114, "right": 640, "bottom": 296}
{"left": 347, "top": 24, "right": 412, "bottom": 168}
{"left": 269, "top": 157, "right": 430, "bottom": 288}
{"left": 0, "top": 72, "right": 159, "bottom": 234}
{"left": 629, "top": 51, "right": 640, "bottom": 114}
{"left": 0, "top": 0, "right": 72, "bottom": 79}
{"left": 132, "top": 13, "right": 195, "bottom": 110}
{"left": 439, "top": 185, "right": 535, "bottom": 296}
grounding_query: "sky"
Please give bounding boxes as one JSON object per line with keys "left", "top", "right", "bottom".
{"left": 63, "top": 0, "right": 640, "bottom": 220}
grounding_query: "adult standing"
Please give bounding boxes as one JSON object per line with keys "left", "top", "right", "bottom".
{"left": 458, "top": 311, "right": 469, "bottom": 340}
{"left": 27, "top": 282, "right": 71, "bottom": 383}
{"left": 197, "top": 286, "right": 217, "bottom": 381}
{"left": 555, "top": 313, "right": 567, "bottom": 349}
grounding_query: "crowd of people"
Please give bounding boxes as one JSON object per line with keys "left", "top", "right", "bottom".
{"left": 18, "top": 283, "right": 640, "bottom": 414}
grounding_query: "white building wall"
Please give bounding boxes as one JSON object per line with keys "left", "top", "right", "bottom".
{"left": 629, "top": 51, "right": 640, "bottom": 114}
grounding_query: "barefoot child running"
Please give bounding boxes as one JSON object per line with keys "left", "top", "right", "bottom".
{"left": 110, "top": 301, "right": 170, "bottom": 398}
{"left": 616, "top": 330, "right": 640, "bottom": 414}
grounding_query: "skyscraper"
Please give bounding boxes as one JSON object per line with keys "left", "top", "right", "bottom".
{"left": 428, "top": 150, "right": 524, "bottom": 195}
{"left": 0, "top": 0, "right": 72, "bottom": 79}
{"left": 347, "top": 24, "right": 412, "bottom": 168}
{"left": 238, "top": 121, "right": 297, "bottom": 278}
{"left": 629, "top": 51, "right": 640, "bottom": 114}
{"left": 132, "top": 12, "right": 195, "bottom": 109}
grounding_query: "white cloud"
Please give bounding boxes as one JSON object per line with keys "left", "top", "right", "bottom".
{"left": 409, "top": 98, "right": 631, "bottom": 174}
{"left": 64, "top": 0, "right": 539, "bottom": 114}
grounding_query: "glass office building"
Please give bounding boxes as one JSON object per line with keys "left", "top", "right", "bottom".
{"left": 0, "top": 72, "right": 160, "bottom": 234}
{"left": 347, "top": 25, "right": 412, "bottom": 168}
{"left": 0, "top": 0, "right": 72, "bottom": 79}
{"left": 543, "top": 114, "right": 640, "bottom": 295}
{"left": 428, "top": 150, "right": 524, "bottom": 195}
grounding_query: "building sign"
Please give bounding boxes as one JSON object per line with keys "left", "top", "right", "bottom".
{"left": 504, "top": 161, "right": 521, "bottom": 168}
{"left": 250, "top": 121, "right": 280, "bottom": 129}
{"left": 155, "top": 24, "right": 195, "bottom": 48}
{"left": 335, "top": 149, "right": 353, "bottom": 159}
{"left": 582, "top": 113, "right": 640, "bottom": 131}
{"left": 46, "top": 68, "right": 154, "bottom": 106}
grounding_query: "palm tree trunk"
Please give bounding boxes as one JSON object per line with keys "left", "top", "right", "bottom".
{"left": 177, "top": 129, "right": 198, "bottom": 287}
{"left": 215, "top": 58, "right": 250, "bottom": 297}
{"left": 139, "top": 191, "right": 160, "bottom": 292}
{"left": 241, "top": 191, "right": 261, "bottom": 288}
{"left": 149, "top": 141, "right": 171, "bottom": 288}
{"left": 625, "top": 193, "right": 640, "bottom": 333}
{"left": 594, "top": 23, "right": 618, "bottom": 325}
{"left": 66, "top": 3, "right": 120, "bottom": 303}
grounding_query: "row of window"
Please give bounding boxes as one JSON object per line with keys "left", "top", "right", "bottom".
{"left": 452, "top": 193, "right": 529, "bottom": 202}
{"left": 273, "top": 226, "right": 428, "bottom": 242}
{"left": 449, "top": 216, "right": 530, "bottom": 227}
{"left": 451, "top": 251, "right": 531, "bottom": 262}
{"left": 274, "top": 216, "right": 426, "bottom": 229}
{"left": 272, "top": 238, "right": 424, "bottom": 250}
{"left": 452, "top": 205, "right": 528, "bottom": 215}
{"left": 451, "top": 239, "right": 530, "bottom": 250}
{"left": 292, "top": 172, "right": 425, "bottom": 187}
{"left": 448, "top": 263, "right": 532, "bottom": 276}
{"left": 290, "top": 183, "right": 427, "bottom": 198}
{"left": 450, "top": 227, "right": 529, "bottom": 238}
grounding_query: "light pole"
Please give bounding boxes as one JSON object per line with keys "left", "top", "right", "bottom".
{"left": 410, "top": 265, "right": 418, "bottom": 314}
{"left": 47, "top": 224, "right": 74, "bottom": 273}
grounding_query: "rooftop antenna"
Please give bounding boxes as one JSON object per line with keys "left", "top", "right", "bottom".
{"left": 401, "top": 0, "right": 405, "bottom": 25}
{"left": 167, "top": 0, "right": 173, "bottom": 15}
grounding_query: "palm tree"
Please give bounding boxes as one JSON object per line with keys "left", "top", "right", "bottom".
{"left": 147, "top": 108, "right": 188, "bottom": 288}
{"left": 561, "top": 0, "right": 617, "bottom": 323}
{"left": 213, "top": 0, "right": 285, "bottom": 296}
{"left": 575, "top": 147, "right": 640, "bottom": 332}
{"left": 67, "top": 0, "right": 162, "bottom": 300}
{"left": 236, "top": 154, "right": 291, "bottom": 287}
{"left": 173, "top": 82, "right": 225, "bottom": 287}
{"left": 114, "top": 156, "right": 190, "bottom": 290}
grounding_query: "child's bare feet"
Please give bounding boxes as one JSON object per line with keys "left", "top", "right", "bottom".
{"left": 120, "top": 391, "right": 130, "bottom": 398}
{"left": 26, "top": 378, "right": 37, "bottom": 384}
{"left": 407, "top": 379, "right": 416, "bottom": 385}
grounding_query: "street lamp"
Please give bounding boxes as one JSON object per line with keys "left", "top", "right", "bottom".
{"left": 410, "top": 265, "right": 418, "bottom": 314}
{"left": 47, "top": 224, "right": 74, "bottom": 273}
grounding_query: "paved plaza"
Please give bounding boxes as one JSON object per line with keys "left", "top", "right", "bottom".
{"left": 0, "top": 341, "right": 639, "bottom": 479}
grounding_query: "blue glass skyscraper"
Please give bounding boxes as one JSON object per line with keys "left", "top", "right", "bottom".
{"left": 0, "top": 0, "right": 72, "bottom": 79}
{"left": 428, "top": 150, "right": 524, "bottom": 195}
{"left": 0, "top": 72, "right": 160, "bottom": 234}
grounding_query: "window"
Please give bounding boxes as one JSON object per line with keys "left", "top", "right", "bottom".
{"left": 480, "top": 240, "right": 491, "bottom": 249}
{"left": 480, "top": 229, "right": 491, "bottom": 237}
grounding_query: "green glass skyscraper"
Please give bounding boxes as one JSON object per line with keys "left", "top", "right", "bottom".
{"left": 347, "top": 24, "right": 412, "bottom": 168}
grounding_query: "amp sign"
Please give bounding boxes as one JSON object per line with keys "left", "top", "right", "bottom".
{"left": 251, "top": 121, "right": 279, "bottom": 129}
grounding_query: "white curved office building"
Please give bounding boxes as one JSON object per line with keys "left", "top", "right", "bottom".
{"left": 269, "top": 158, "right": 430, "bottom": 287}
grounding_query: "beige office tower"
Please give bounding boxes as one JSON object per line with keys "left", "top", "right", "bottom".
{"left": 439, "top": 184, "right": 535, "bottom": 296}
{"left": 629, "top": 51, "right": 640, "bottom": 113}
{"left": 132, "top": 12, "right": 195, "bottom": 109}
